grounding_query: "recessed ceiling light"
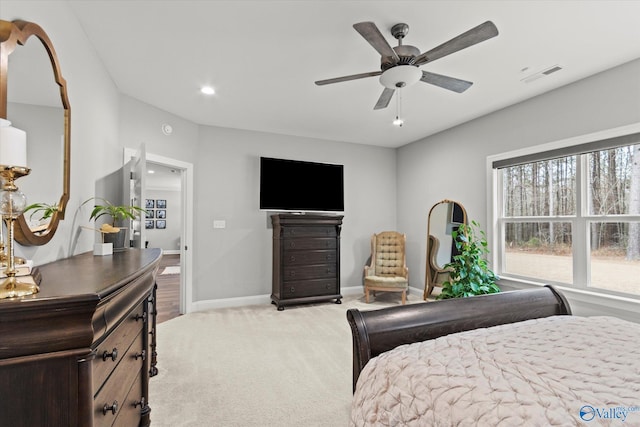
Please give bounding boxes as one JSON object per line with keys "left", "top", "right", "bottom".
{"left": 148, "top": 170, "right": 155, "bottom": 174}
{"left": 201, "top": 86, "right": 215, "bottom": 95}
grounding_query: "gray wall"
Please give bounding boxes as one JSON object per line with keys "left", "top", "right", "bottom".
{"left": 3, "top": 1, "right": 122, "bottom": 263}
{"left": 145, "top": 189, "right": 181, "bottom": 252}
{"left": 3, "top": 1, "right": 397, "bottom": 303}
{"left": 4, "top": 1, "right": 640, "bottom": 315}
{"left": 397, "top": 57, "right": 640, "bottom": 319}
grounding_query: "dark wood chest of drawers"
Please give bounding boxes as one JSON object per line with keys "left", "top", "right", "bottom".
{"left": 0, "top": 248, "right": 161, "bottom": 427}
{"left": 271, "top": 214, "right": 343, "bottom": 310}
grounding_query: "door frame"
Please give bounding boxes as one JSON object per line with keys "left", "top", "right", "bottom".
{"left": 124, "top": 148, "right": 194, "bottom": 314}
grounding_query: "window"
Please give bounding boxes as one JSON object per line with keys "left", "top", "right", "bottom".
{"left": 492, "top": 131, "right": 640, "bottom": 298}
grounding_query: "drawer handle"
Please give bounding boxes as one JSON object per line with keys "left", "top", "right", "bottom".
{"left": 102, "top": 348, "right": 118, "bottom": 362}
{"left": 290, "top": 287, "right": 295, "bottom": 293}
{"left": 134, "top": 312, "right": 147, "bottom": 322}
{"left": 289, "top": 271, "right": 296, "bottom": 277}
{"left": 326, "top": 283, "right": 331, "bottom": 289}
{"left": 289, "top": 256, "right": 296, "bottom": 262}
{"left": 326, "top": 268, "right": 331, "bottom": 273}
{"left": 133, "top": 397, "right": 145, "bottom": 409}
{"left": 102, "top": 400, "right": 118, "bottom": 416}
{"left": 134, "top": 350, "right": 146, "bottom": 361}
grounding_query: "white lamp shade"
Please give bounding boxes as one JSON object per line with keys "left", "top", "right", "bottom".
{"left": 0, "top": 120, "right": 27, "bottom": 168}
{"left": 379, "top": 65, "right": 422, "bottom": 89}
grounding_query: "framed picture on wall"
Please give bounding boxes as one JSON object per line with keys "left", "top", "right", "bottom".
{"left": 156, "top": 220, "right": 166, "bottom": 229}
{"left": 156, "top": 210, "right": 166, "bottom": 219}
{"left": 145, "top": 199, "right": 155, "bottom": 209}
{"left": 145, "top": 220, "right": 154, "bottom": 229}
{"left": 156, "top": 199, "right": 167, "bottom": 209}
{"left": 145, "top": 210, "right": 154, "bottom": 219}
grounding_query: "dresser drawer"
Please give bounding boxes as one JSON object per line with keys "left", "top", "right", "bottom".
{"left": 282, "top": 279, "right": 338, "bottom": 298}
{"left": 93, "top": 303, "right": 146, "bottom": 395}
{"left": 283, "top": 237, "right": 336, "bottom": 251}
{"left": 283, "top": 264, "right": 336, "bottom": 281}
{"left": 282, "top": 226, "right": 336, "bottom": 238}
{"left": 93, "top": 331, "right": 145, "bottom": 427}
{"left": 283, "top": 250, "right": 336, "bottom": 265}
{"left": 111, "top": 371, "right": 144, "bottom": 427}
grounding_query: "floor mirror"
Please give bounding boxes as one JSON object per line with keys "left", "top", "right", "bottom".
{"left": 424, "top": 199, "right": 467, "bottom": 298}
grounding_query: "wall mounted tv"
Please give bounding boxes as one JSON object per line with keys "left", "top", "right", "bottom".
{"left": 260, "top": 156, "right": 344, "bottom": 212}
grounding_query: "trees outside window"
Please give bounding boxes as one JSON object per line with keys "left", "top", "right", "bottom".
{"left": 497, "top": 144, "right": 640, "bottom": 296}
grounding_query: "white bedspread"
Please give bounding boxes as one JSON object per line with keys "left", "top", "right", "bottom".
{"left": 350, "top": 316, "right": 640, "bottom": 426}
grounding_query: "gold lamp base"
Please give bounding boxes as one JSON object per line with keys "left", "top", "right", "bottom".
{"left": 0, "top": 276, "right": 39, "bottom": 299}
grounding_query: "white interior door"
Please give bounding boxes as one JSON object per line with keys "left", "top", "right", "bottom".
{"left": 127, "top": 144, "right": 146, "bottom": 248}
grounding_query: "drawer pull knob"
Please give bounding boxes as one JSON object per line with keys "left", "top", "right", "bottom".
{"left": 134, "top": 312, "right": 147, "bottom": 322}
{"left": 133, "top": 397, "right": 145, "bottom": 409}
{"left": 290, "top": 287, "right": 295, "bottom": 293}
{"left": 134, "top": 350, "right": 146, "bottom": 361}
{"left": 326, "top": 283, "right": 331, "bottom": 289}
{"left": 102, "top": 348, "right": 118, "bottom": 362}
{"left": 289, "top": 271, "right": 296, "bottom": 277}
{"left": 289, "top": 242, "right": 296, "bottom": 248}
{"left": 289, "top": 256, "right": 296, "bottom": 262}
{"left": 103, "top": 400, "right": 118, "bottom": 416}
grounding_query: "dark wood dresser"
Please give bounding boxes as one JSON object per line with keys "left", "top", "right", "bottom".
{"left": 271, "top": 213, "right": 343, "bottom": 310}
{"left": 0, "top": 248, "right": 162, "bottom": 427}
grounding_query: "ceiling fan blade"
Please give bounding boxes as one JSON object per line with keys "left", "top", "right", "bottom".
{"left": 315, "top": 71, "right": 382, "bottom": 86}
{"left": 373, "top": 87, "right": 395, "bottom": 110}
{"left": 414, "top": 21, "right": 498, "bottom": 65}
{"left": 420, "top": 71, "right": 473, "bottom": 93}
{"left": 353, "top": 22, "right": 400, "bottom": 63}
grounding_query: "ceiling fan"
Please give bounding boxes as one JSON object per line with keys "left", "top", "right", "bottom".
{"left": 315, "top": 21, "right": 498, "bottom": 110}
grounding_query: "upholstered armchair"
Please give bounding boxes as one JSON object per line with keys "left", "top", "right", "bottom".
{"left": 363, "top": 231, "right": 409, "bottom": 304}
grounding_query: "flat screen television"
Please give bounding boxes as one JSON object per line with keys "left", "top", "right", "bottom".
{"left": 260, "top": 156, "right": 344, "bottom": 212}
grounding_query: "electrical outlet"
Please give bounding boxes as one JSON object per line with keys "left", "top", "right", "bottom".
{"left": 213, "top": 220, "right": 226, "bottom": 229}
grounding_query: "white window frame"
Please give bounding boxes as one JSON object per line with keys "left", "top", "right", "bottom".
{"left": 487, "top": 123, "right": 640, "bottom": 312}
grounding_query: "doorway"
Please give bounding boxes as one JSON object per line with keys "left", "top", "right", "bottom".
{"left": 124, "top": 148, "right": 194, "bottom": 315}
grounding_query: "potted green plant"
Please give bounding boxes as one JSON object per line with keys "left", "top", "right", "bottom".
{"left": 82, "top": 197, "right": 145, "bottom": 250}
{"left": 437, "top": 220, "right": 500, "bottom": 299}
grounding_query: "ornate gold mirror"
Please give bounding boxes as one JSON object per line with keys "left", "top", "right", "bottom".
{"left": 0, "top": 19, "right": 70, "bottom": 246}
{"left": 424, "top": 199, "right": 467, "bottom": 298}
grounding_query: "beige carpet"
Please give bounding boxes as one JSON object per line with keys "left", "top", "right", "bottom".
{"left": 149, "top": 292, "right": 426, "bottom": 426}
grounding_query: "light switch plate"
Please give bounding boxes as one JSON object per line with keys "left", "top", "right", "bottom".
{"left": 213, "top": 220, "right": 226, "bottom": 229}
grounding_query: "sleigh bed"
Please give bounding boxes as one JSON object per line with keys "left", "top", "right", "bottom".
{"left": 346, "top": 286, "right": 640, "bottom": 426}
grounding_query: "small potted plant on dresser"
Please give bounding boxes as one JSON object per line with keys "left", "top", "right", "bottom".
{"left": 83, "top": 197, "right": 145, "bottom": 251}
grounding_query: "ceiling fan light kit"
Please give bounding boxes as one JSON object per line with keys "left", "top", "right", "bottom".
{"left": 315, "top": 20, "right": 499, "bottom": 116}
{"left": 379, "top": 65, "right": 422, "bottom": 89}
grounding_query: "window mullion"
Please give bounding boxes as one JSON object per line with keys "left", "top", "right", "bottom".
{"left": 573, "top": 155, "right": 588, "bottom": 288}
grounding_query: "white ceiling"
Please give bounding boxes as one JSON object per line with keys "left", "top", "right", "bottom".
{"left": 67, "top": 0, "right": 640, "bottom": 149}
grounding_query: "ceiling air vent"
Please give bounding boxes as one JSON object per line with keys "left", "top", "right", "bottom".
{"left": 521, "top": 65, "right": 563, "bottom": 84}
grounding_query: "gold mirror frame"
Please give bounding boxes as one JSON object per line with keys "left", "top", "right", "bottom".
{"left": 423, "top": 199, "right": 467, "bottom": 299}
{"left": 0, "top": 19, "right": 70, "bottom": 246}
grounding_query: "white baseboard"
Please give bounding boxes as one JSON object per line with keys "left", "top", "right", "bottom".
{"left": 162, "top": 249, "right": 180, "bottom": 255}
{"left": 190, "top": 285, "right": 426, "bottom": 312}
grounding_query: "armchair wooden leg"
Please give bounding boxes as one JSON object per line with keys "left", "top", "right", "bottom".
{"left": 365, "top": 288, "right": 370, "bottom": 303}
{"left": 401, "top": 290, "right": 406, "bottom": 305}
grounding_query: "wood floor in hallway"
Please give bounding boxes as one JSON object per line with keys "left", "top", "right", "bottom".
{"left": 156, "top": 253, "right": 181, "bottom": 324}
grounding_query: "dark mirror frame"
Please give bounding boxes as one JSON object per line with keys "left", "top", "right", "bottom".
{"left": 424, "top": 199, "right": 467, "bottom": 299}
{"left": 0, "top": 19, "right": 70, "bottom": 246}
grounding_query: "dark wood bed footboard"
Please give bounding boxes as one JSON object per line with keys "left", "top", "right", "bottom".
{"left": 346, "top": 285, "right": 571, "bottom": 391}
